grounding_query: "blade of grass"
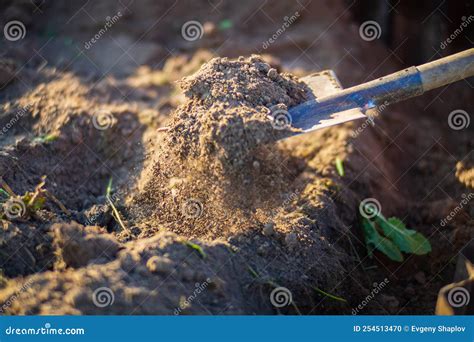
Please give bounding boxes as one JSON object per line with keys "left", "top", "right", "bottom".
{"left": 183, "top": 241, "right": 207, "bottom": 259}
{"left": 105, "top": 177, "right": 113, "bottom": 197}
{"left": 312, "top": 286, "right": 347, "bottom": 303}
{"left": 0, "top": 178, "right": 15, "bottom": 196}
{"left": 247, "top": 265, "right": 260, "bottom": 278}
{"left": 106, "top": 196, "right": 130, "bottom": 234}
{"left": 33, "top": 134, "right": 59, "bottom": 143}
{"left": 335, "top": 158, "right": 345, "bottom": 176}
{"left": 105, "top": 177, "right": 130, "bottom": 234}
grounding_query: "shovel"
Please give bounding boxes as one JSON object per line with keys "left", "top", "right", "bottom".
{"left": 286, "top": 48, "right": 474, "bottom": 135}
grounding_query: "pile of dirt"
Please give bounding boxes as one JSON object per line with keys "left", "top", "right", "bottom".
{"left": 0, "top": 224, "right": 250, "bottom": 315}
{"left": 52, "top": 222, "right": 122, "bottom": 269}
{"left": 167, "top": 55, "right": 307, "bottom": 167}
{"left": 0, "top": 54, "right": 355, "bottom": 315}
{"left": 131, "top": 56, "right": 310, "bottom": 240}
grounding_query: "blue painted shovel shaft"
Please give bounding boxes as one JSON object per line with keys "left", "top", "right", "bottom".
{"left": 290, "top": 66, "right": 424, "bottom": 131}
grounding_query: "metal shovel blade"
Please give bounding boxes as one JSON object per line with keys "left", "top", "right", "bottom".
{"left": 288, "top": 70, "right": 367, "bottom": 135}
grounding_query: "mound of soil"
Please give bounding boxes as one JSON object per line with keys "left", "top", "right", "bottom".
{"left": 53, "top": 222, "right": 122, "bottom": 269}
{"left": 131, "top": 56, "right": 310, "bottom": 239}
{"left": 0, "top": 55, "right": 355, "bottom": 315}
{"left": 168, "top": 55, "right": 306, "bottom": 165}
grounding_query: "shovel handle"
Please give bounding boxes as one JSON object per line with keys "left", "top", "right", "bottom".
{"left": 288, "top": 49, "right": 474, "bottom": 132}
{"left": 312, "top": 48, "right": 474, "bottom": 109}
{"left": 418, "top": 48, "right": 474, "bottom": 91}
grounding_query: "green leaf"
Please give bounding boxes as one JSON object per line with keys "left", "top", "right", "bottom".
{"left": 0, "top": 189, "right": 10, "bottom": 199}
{"left": 362, "top": 218, "right": 404, "bottom": 262}
{"left": 375, "top": 216, "right": 431, "bottom": 255}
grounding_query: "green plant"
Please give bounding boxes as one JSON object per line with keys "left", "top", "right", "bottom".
{"left": 105, "top": 177, "right": 130, "bottom": 234}
{"left": 218, "top": 19, "right": 233, "bottom": 31}
{"left": 0, "top": 177, "right": 47, "bottom": 220}
{"left": 312, "top": 286, "right": 347, "bottom": 303}
{"left": 0, "top": 188, "right": 10, "bottom": 199}
{"left": 0, "top": 176, "right": 69, "bottom": 220}
{"left": 335, "top": 157, "right": 344, "bottom": 176}
{"left": 361, "top": 204, "right": 431, "bottom": 262}
{"left": 33, "top": 134, "right": 58, "bottom": 144}
{"left": 183, "top": 241, "right": 207, "bottom": 259}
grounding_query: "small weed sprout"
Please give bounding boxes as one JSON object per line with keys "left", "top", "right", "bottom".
{"left": 360, "top": 201, "right": 431, "bottom": 262}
